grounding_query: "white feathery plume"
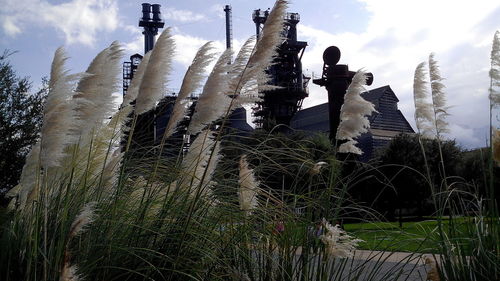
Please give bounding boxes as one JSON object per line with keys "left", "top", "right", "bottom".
{"left": 76, "top": 106, "right": 128, "bottom": 186}
{"left": 104, "top": 104, "right": 132, "bottom": 144}
{"left": 100, "top": 149, "right": 123, "bottom": 195}
{"left": 6, "top": 185, "right": 20, "bottom": 210}
{"left": 180, "top": 130, "right": 219, "bottom": 196}
{"left": 69, "top": 202, "right": 96, "bottom": 238}
{"left": 319, "top": 218, "right": 363, "bottom": 258}
{"left": 49, "top": 47, "right": 69, "bottom": 90}
{"left": 238, "top": 155, "right": 260, "bottom": 214}
{"left": 309, "top": 161, "right": 328, "bottom": 175}
{"left": 413, "top": 62, "right": 435, "bottom": 137}
{"left": 424, "top": 256, "right": 440, "bottom": 281}
{"left": 243, "top": 0, "right": 287, "bottom": 85}
{"left": 136, "top": 27, "right": 175, "bottom": 114}
{"left": 336, "top": 69, "right": 376, "bottom": 154}
{"left": 7, "top": 143, "right": 41, "bottom": 210}
{"left": 187, "top": 49, "right": 233, "bottom": 135}
{"left": 122, "top": 51, "right": 152, "bottom": 106}
{"left": 60, "top": 264, "right": 80, "bottom": 281}
{"left": 493, "top": 129, "right": 500, "bottom": 167}
{"left": 164, "top": 42, "right": 216, "bottom": 139}
{"left": 490, "top": 31, "right": 500, "bottom": 105}
{"left": 227, "top": 37, "right": 256, "bottom": 93}
{"left": 187, "top": 1, "right": 286, "bottom": 134}
{"left": 338, "top": 140, "right": 363, "bottom": 155}
{"left": 73, "top": 41, "right": 123, "bottom": 135}
{"left": 204, "top": 140, "right": 221, "bottom": 186}
{"left": 227, "top": 37, "right": 261, "bottom": 107}
{"left": 40, "top": 47, "right": 80, "bottom": 168}
{"left": 60, "top": 202, "right": 96, "bottom": 281}
{"left": 229, "top": 37, "right": 271, "bottom": 108}
{"left": 428, "top": 53, "right": 449, "bottom": 136}
{"left": 111, "top": 52, "right": 152, "bottom": 139}
{"left": 231, "top": 0, "right": 287, "bottom": 108}
{"left": 489, "top": 31, "right": 500, "bottom": 153}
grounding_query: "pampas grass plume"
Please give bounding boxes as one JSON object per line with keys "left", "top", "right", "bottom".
{"left": 136, "top": 27, "right": 175, "bottom": 114}
{"left": 164, "top": 42, "right": 216, "bottom": 139}
{"left": 228, "top": 36, "right": 261, "bottom": 108}
{"left": 336, "top": 69, "right": 376, "bottom": 154}
{"left": 245, "top": 0, "right": 287, "bottom": 85}
{"left": 238, "top": 155, "right": 260, "bottom": 213}
{"left": 413, "top": 62, "right": 435, "bottom": 137}
{"left": 69, "top": 202, "right": 96, "bottom": 238}
{"left": 123, "top": 51, "right": 151, "bottom": 106}
{"left": 188, "top": 1, "right": 287, "bottom": 135}
{"left": 429, "top": 53, "right": 449, "bottom": 136}
{"left": 309, "top": 161, "right": 328, "bottom": 175}
{"left": 6, "top": 143, "right": 41, "bottom": 210}
{"left": 493, "top": 129, "right": 500, "bottom": 167}
{"left": 490, "top": 31, "right": 500, "bottom": 105}
{"left": 73, "top": 41, "right": 123, "bottom": 135}
{"left": 41, "top": 47, "right": 79, "bottom": 168}
{"left": 180, "top": 130, "right": 219, "bottom": 195}
{"left": 187, "top": 49, "right": 233, "bottom": 135}
{"left": 319, "top": 218, "right": 363, "bottom": 258}
{"left": 60, "top": 202, "right": 96, "bottom": 281}
{"left": 60, "top": 264, "right": 80, "bottom": 281}
{"left": 425, "top": 256, "right": 440, "bottom": 281}
{"left": 231, "top": 0, "right": 287, "bottom": 106}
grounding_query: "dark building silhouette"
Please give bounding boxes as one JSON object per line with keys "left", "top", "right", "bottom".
{"left": 252, "top": 10, "right": 310, "bottom": 130}
{"left": 122, "top": 53, "right": 143, "bottom": 95}
{"left": 124, "top": 3, "right": 254, "bottom": 153}
{"left": 291, "top": 85, "right": 415, "bottom": 160}
{"left": 123, "top": 4, "right": 414, "bottom": 160}
{"left": 139, "top": 3, "right": 165, "bottom": 53}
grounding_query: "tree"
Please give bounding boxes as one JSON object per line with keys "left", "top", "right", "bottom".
{"left": 0, "top": 51, "right": 46, "bottom": 201}
{"left": 348, "top": 134, "right": 463, "bottom": 221}
{"left": 374, "top": 133, "right": 462, "bottom": 218}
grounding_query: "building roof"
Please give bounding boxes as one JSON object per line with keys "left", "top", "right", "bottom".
{"left": 361, "top": 85, "right": 398, "bottom": 103}
{"left": 290, "top": 85, "right": 414, "bottom": 134}
{"left": 290, "top": 85, "right": 414, "bottom": 160}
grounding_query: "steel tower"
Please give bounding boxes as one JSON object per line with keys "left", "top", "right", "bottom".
{"left": 251, "top": 10, "right": 310, "bottom": 130}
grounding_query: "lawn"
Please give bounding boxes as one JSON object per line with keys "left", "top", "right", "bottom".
{"left": 343, "top": 218, "right": 473, "bottom": 253}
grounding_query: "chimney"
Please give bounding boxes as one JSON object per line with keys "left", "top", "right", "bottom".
{"left": 152, "top": 4, "right": 162, "bottom": 22}
{"left": 139, "top": 3, "right": 165, "bottom": 54}
{"left": 224, "top": 5, "right": 233, "bottom": 50}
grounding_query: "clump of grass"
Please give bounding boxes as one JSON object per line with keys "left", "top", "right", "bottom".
{"left": 410, "top": 39, "right": 500, "bottom": 280}
{"left": 3, "top": 1, "right": 498, "bottom": 280}
{"left": 0, "top": 1, "right": 367, "bottom": 280}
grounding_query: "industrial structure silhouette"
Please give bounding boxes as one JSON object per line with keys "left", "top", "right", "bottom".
{"left": 122, "top": 3, "right": 414, "bottom": 158}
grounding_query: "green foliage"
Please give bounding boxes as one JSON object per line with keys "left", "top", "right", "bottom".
{"left": 457, "top": 148, "right": 500, "bottom": 202}
{"left": 378, "top": 133, "right": 461, "bottom": 190}
{"left": 0, "top": 51, "right": 46, "bottom": 196}
{"left": 363, "top": 134, "right": 463, "bottom": 218}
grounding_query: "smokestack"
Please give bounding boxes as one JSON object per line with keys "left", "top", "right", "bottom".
{"left": 139, "top": 3, "right": 165, "bottom": 54}
{"left": 224, "top": 5, "right": 233, "bottom": 50}
{"left": 152, "top": 4, "right": 162, "bottom": 22}
{"left": 141, "top": 3, "right": 152, "bottom": 21}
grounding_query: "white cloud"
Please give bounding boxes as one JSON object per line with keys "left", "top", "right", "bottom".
{"left": 173, "top": 33, "right": 221, "bottom": 66}
{"left": 0, "top": 0, "right": 119, "bottom": 46}
{"left": 448, "top": 124, "right": 488, "bottom": 148}
{"left": 208, "top": 3, "right": 226, "bottom": 19}
{"left": 2, "top": 16, "right": 21, "bottom": 36}
{"left": 123, "top": 34, "right": 143, "bottom": 56}
{"left": 298, "top": 0, "right": 500, "bottom": 148}
{"left": 163, "top": 7, "right": 207, "bottom": 23}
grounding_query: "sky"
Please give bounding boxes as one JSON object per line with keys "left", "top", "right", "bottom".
{"left": 1, "top": 0, "right": 499, "bottom": 149}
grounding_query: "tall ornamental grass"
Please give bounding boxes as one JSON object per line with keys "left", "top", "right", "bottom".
{"left": 0, "top": 1, "right": 382, "bottom": 280}
{"left": 411, "top": 42, "right": 500, "bottom": 280}
{"left": 1, "top": 0, "right": 498, "bottom": 279}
